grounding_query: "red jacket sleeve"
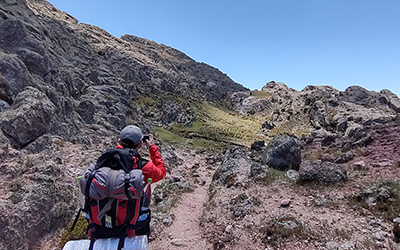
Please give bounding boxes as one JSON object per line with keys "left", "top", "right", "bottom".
{"left": 141, "top": 145, "right": 166, "bottom": 183}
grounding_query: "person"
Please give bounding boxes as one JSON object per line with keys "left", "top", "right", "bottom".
{"left": 116, "top": 125, "right": 166, "bottom": 237}
{"left": 117, "top": 125, "right": 166, "bottom": 184}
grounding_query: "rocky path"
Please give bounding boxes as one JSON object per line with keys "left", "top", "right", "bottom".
{"left": 149, "top": 150, "right": 213, "bottom": 250}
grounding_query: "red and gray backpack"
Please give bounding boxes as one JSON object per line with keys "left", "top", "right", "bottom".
{"left": 78, "top": 148, "right": 150, "bottom": 250}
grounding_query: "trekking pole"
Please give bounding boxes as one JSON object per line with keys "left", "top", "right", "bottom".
{"left": 70, "top": 176, "right": 84, "bottom": 232}
{"left": 69, "top": 208, "right": 82, "bottom": 232}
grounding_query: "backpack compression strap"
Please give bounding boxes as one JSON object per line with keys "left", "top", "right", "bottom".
{"left": 93, "top": 169, "right": 119, "bottom": 222}
{"left": 96, "top": 198, "right": 115, "bottom": 222}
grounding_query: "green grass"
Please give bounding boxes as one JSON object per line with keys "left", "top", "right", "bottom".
{"left": 171, "top": 120, "right": 204, "bottom": 135}
{"left": 154, "top": 127, "right": 186, "bottom": 144}
{"left": 155, "top": 126, "right": 230, "bottom": 151}
{"left": 134, "top": 96, "right": 156, "bottom": 107}
{"left": 155, "top": 101, "right": 271, "bottom": 149}
{"left": 196, "top": 102, "right": 267, "bottom": 145}
{"left": 58, "top": 216, "right": 89, "bottom": 248}
{"left": 262, "top": 168, "right": 287, "bottom": 185}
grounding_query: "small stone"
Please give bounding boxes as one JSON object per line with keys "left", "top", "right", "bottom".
{"left": 280, "top": 199, "right": 291, "bottom": 207}
{"left": 373, "top": 230, "right": 386, "bottom": 241}
{"left": 314, "top": 195, "right": 329, "bottom": 206}
{"left": 369, "top": 220, "right": 381, "bottom": 227}
{"left": 353, "top": 161, "right": 366, "bottom": 171}
{"left": 377, "top": 188, "right": 390, "bottom": 201}
{"left": 194, "top": 177, "right": 206, "bottom": 186}
{"left": 162, "top": 214, "right": 173, "bottom": 226}
{"left": 340, "top": 241, "right": 356, "bottom": 250}
{"left": 225, "top": 225, "right": 233, "bottom": 234}
{"left": 366, "top": 197, "right": 376, "bottom": 208}
{"left": 286, "top": 170, "right": 299, "bottom": 181}
{"left": 325, "top": 240, "right": 339, "bottom": 250}
{"left": 171, "top": 239, "right": 185, "bottom": 246}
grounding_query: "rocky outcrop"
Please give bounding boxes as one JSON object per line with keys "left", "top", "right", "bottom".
{"left": 0, "top": 146, "right": 78, "bottom": 250}
{"left": 231, "top": 82, "right": 399, "bottom": 141}
{"left": 212, "top": 146, "right": 253, "bottom": 187}
{"left": 0, "top": 87, "right": 56, "bottom": 148}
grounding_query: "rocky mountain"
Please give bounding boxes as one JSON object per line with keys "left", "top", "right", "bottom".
{"left": 0, "top": 0, "right": 247, "bottom": 149}
{"left": 0, "top": 0, "right": 247, "bottom": 249}
{"left": 1, "top": 0, "right": 400, "bottom": 250}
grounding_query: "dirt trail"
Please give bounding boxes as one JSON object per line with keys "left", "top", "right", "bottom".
{"left": 149, "top": 150, "right": 213, "bottom": 250}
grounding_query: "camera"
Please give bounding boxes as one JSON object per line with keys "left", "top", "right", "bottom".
{"left": 142, "top": 135, "right": 150, "bottom": 143}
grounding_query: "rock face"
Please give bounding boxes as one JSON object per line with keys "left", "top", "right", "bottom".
{"left": 0, "top": 0, "right": 247, "bottom": 149}
{"left": 0, "top": 147, "right": 77, "bottom": 250}
{"left": 262, "top": 135, "right": 301, "bottom": 171}
{"left": 0, "top": 87, "right": 56, "bottom": 148}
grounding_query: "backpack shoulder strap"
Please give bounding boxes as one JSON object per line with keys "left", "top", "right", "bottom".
{"left": 127, "top": 149, "right": 149, "bottom": 170}
{"left": 96, "top": 148, "right": 135, "bottom": 172}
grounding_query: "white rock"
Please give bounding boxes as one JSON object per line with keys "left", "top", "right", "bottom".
{"left": 225, "top": 224, "right": 233, "bottom": 234}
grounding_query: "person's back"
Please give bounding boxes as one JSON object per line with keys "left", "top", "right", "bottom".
{"left": 81, "top": 125, "right": 166, "bottom": 250}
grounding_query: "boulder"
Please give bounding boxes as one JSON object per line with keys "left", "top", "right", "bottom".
{"left": 77, "top": 100, "right": 97, "bottom": 124}
{"left": 299, "top": 161, "right": 347, "bottom": 184}
{"left": 262, "top": 120, "right": 275, "bottom": 130}
{"left": 262, "top": 135, "right": 301, "bottom": 171}
{"left": 212, "top": 146, "right": 252, "bottom": 187}
{"left": 333, "top": 114, "right": 348, "bottom": 133}
{"left": 0, "top": 52, "right": 38, "bottom": 98}
{"left": 339, "top": 86, "right": 373, "bottom": 106}
{"left": 231, "top": 193, "right": 254, "bottom": 218}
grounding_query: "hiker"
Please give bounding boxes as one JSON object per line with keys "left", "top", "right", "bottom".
{"left": 117, "top": 125, "right": 166, "bottom": 184}
{"left": 79, "top": 125, "right": 166, "bottom": 250}
{"left": 115, "top": 125, "right": 166, "bottom": 236}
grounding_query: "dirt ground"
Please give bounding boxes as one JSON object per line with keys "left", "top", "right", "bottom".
{"left": 147, "top": 125, "right": 400, "bottom": 250}
{"left": 149, "top": 149, "right": 214, "bottom": 250}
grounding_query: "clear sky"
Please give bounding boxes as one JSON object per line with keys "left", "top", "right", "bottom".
{"left": 47, "top": 0, "right": 400, "bottom": 97}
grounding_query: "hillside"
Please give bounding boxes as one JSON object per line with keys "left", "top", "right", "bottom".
{"left": 1, "top": 1, "right": 400, "bottom": 250}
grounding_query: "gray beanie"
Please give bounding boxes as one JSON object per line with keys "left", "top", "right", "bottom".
{"left": 120, "top": 125, "right": 143, "bottom": 148}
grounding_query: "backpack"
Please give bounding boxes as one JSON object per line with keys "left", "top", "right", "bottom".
{"left": 74, "top": 148, "right": 150, "bottom": 250}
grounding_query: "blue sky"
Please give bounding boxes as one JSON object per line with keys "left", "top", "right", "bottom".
{"left": 47, "top": 0, "right": 400, "bottom": 97}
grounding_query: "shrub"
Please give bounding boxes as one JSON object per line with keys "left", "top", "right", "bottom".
{"left": 260, "top": 214, "right": 306, "bottom": 246}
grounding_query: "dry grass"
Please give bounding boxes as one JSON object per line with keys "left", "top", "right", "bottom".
{"left": 250, "top": 90, "right": 272, "bottom": 98}
{"left": 197, "top": 102, "right": 267, "bottom": 145}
